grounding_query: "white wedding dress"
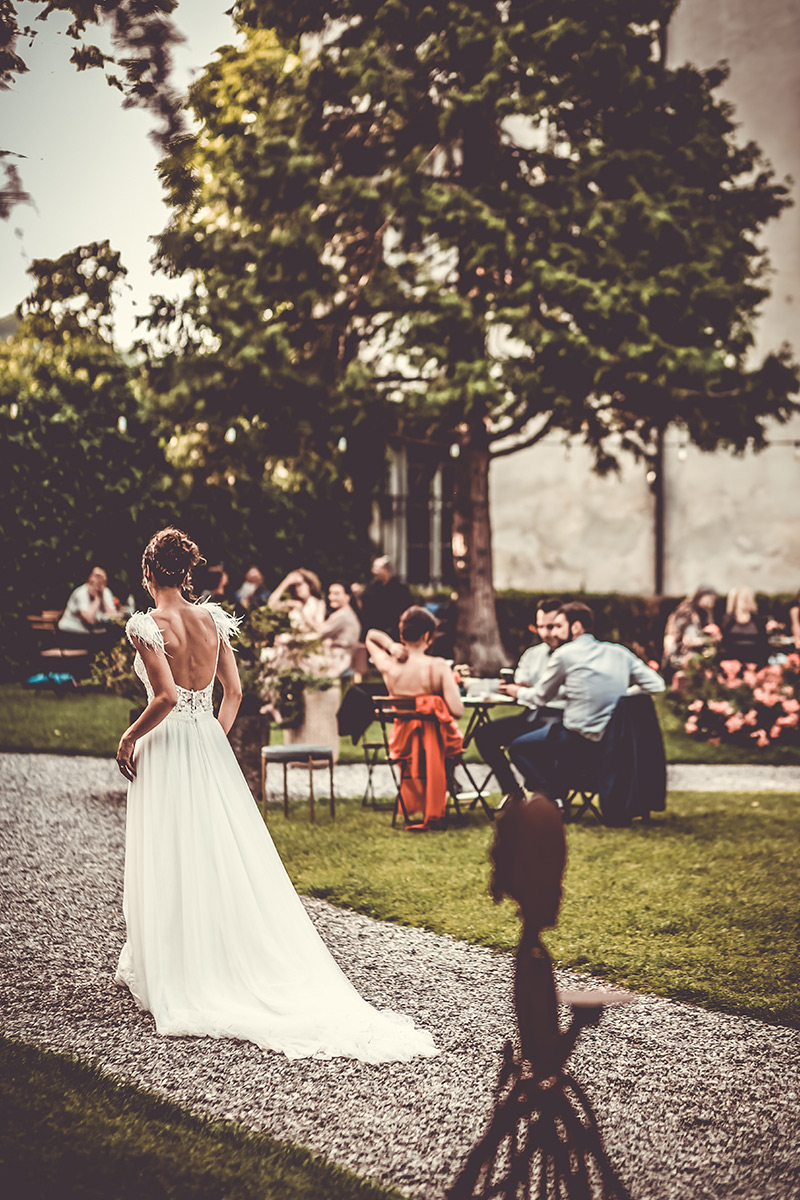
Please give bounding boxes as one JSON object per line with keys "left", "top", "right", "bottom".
{"left": 115, "top": 603, "right": 438, "bottom": 1063}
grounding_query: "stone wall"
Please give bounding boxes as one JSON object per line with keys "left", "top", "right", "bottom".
{"left": 490, "top": 0, "right": 800, "bottom": 597}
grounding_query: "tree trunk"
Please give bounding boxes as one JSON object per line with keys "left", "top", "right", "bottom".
{"left": 452, "top": 426, "right": 510, "bottom": 673}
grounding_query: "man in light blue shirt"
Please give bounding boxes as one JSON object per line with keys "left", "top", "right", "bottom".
{"left": 509, "top": 601, "right": 665, "bottom": 801}
{"left": 474, "top": 598, "right": 566, "bottom": 801}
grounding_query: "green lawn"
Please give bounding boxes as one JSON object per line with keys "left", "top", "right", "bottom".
{"left": 265, "top": 791, "right": 800, "bottom": 1027}
{"left": 4, "top": 683, "right": 800, "bottom": 765}
{"left": 0, "top": 1037, "right": 403, "bottom": 1200}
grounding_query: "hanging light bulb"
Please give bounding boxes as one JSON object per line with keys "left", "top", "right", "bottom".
{"left": 226, "top": 471, "right": 236, "bottom": 486}
{"left": 337, "top": 436, "right": 348, "bottom": 452}
{"left": 224, "top": 426, "right": 237, "bottom": 444}
{"left": 449, "top": 443, "right": 460, "bottom": 458}
{"left": 117, "top": 415, "right": 128, "bottom": 434}
{"left": 646, "top": 469, "right": 657, "bottom": 485}
{"left": 9, "top": 402, "right": 19, "bottom": 419}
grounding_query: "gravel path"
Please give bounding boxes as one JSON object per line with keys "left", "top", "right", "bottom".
{"left": 1, "top": 752, "right": 798, "bottom": 1199}
{"left": 273, "top": 758, "right": 800, "bottom": 801}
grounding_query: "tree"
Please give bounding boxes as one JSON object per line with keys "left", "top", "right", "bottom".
{"left": 0, "top": 241, "right": 171, "bottom": 673}
{"left": 154, "top": 1, "right": 798, "bottom": 670}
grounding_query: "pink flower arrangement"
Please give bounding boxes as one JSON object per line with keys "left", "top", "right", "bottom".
{"left": 670, "top": 655, "right": 800, "bottom": 749}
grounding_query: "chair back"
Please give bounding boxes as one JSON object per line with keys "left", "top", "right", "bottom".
{"left": 372, "top": 695, "right": 438, "bottom": 722}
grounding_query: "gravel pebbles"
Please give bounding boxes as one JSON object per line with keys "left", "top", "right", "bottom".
{"left": 1, "top": 751, "right": 799, "bottom": 1199}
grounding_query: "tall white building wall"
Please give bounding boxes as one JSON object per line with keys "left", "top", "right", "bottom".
{"left": 490, "top": 0, "right": 800, "bottom": 596}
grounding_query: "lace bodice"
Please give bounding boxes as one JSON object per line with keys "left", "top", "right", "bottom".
{"left": 133, "top": 652, "right": 215, "bottom": 721}
{"left": 127, "top": 604, "right": 240, "bottom": 724}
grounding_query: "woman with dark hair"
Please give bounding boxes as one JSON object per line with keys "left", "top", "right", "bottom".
{"left": 319, "top": 580, "right": 361, "bottom": 677}
{"left": 115, "top": 528, "right": 438, "bottom": 1063}
{"left": 721, "top": 588, "right": 769, "bottom": 667}
{"left": 366, "top": 605, "right": 464, "bottom": 830}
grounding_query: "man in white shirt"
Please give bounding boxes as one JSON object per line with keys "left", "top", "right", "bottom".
{"left": 474, "top": 598, "right": 566, "bottom": 802}
{"left": 58, "top": 567, "right": 118, "bottom": 635}
{"left": 509, "top": 601, "right": 665, "bottom": 801}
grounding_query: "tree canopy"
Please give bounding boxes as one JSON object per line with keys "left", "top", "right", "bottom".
{"left": 149, "top": 1, "right": 797, "bottom": 666}
{"left": 0, "top": 242, "right": 171, "bottom": 671}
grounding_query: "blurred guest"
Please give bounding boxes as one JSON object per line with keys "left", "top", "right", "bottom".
{"left": 721, "top": 588, "right": 769, "bottom": 667}
{"left": 360, "top": 556, "right": 412, "bottom": 640}
{"left": 661, "top": 586, "right": 721, "bottom": 676}
{"left": 268, "top": 568, "right": 326, "bottom": 634}
{"left": 509, "top": 601, "right": 664, "bottom": 802}
{"left": 319, "top": 581, "right": 362, "bottom": 677}
{"left": 58, "top": 567, "right": 118, "bottom": 634}
{"left": 197, "top": 565, "right": 230, "bottom": 603}
{"left": 790, "top": 590, "right": 800, "bottom": 650}
{"left": 235, "top": 566, "right": 269, "bottom": 611}
{"left": 474, "top": 598, "right": 567, "bottom": 805}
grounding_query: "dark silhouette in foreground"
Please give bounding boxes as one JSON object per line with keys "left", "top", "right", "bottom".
{"left": 447, "top": 794, "right": 633, "bottom": 1200}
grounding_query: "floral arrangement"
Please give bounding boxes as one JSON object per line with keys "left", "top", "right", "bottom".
{"left": 668, "top": 653, "right": 800, "bottom": 747}
{"left": 236, "top": 605, "right": 335, "bottom": 731}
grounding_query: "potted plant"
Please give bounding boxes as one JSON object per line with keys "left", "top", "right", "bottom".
{"left": 236, "top": 606, "right": 340, "bottom": 762}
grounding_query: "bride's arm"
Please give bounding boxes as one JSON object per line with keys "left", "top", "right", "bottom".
{"left": 116, "top": 638, "right": 177, "bottom": 781}
{"left": 216, "top": 637, "right": 243, "bottom": 734}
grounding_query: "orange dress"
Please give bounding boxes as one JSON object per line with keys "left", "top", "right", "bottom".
{"left": 388, "top": 695, "right": 464, "bottom": 826}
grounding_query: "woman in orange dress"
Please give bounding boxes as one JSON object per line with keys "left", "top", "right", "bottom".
{"left": 366, "top": 606, "right": 464, "bottom": 830}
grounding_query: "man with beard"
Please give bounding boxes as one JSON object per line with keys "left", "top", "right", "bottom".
{"left": 509, "top": 601, "right": 665, "bottom": 803}
{"left": 473, "top": 598, "right": 567, "bottom": 805}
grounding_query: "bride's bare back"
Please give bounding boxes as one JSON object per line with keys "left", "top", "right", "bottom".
{"left": 151, "top": 602, "right": 220, "bottom": 690}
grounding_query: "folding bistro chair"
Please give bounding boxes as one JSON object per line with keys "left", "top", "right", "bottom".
{"left": 371, "top": 696, "right": 495, "bottom": 827}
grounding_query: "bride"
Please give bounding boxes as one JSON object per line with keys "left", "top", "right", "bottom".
{"left": 115, "top": 527, "right": 438, "bottom": 1063}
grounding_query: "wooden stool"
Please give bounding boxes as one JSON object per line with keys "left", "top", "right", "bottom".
{"left": 260, "top": 744, "right": 335, "bottom": 822}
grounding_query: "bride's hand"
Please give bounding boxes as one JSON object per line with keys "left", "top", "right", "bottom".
{"left": 117, "top": 733, "right": 137, "bottom": 781}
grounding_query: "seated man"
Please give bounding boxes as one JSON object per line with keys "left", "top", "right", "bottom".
{"left": 58, "top": 566, "right": 119, "bottom": 642}
{"left": 473, "top": 598, "right": 566, "bottom": 804}
{"left": 509, "top": 601, "right": 665, "bottom": 802}
{"left": 366, "top": 606, "right": 463, "bottom": 831}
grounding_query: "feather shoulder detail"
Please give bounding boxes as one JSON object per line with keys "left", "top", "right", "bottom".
{"left": 126, "top": 611, "right": 166, "bottom": 653}
{"left": 196, "top": 599, "right": 242, "bottom": 644}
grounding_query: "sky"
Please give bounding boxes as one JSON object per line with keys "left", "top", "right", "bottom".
{"left": 0, "top": 1, "right": 237, "bottom": 346}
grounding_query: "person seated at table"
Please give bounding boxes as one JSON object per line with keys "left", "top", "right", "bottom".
{"left": 509, "top": 601, "right": 665, "bottom": 804}
{"left": 660, "top": 586, "right": 721, "bottom": 678}
{"left": 474, "top": 598, "right": 567, "bottom": 806}
{"left": 234, "top": 566, "right": 269, "bottom": 612}
{"left": 720, "top": 588, "right": 769, "bottom": 668}
{"left": 58, "top": 567, "right": 119, "bottom": 635}
{"left": 366, "top": 606, "right": 463, "bottom": 831}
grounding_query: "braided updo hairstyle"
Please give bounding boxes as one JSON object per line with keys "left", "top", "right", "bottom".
{"left": 142, "top": 527, "right": 204, "bottom": 595}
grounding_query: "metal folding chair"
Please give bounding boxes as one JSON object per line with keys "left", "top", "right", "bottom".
{"left": 372, "top": 697, "right": 493, "bottom": 827}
